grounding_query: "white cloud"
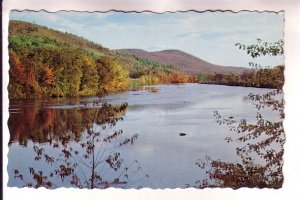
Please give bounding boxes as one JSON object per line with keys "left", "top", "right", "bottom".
{"left": 46, "top": 14, "right": 60, "bottom": 22}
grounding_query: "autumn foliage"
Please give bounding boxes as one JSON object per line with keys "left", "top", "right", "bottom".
{"left": 8, "top": 21, "right": 199, "bottom": 99}
{"left": 8, "top": 32, "right": 130, "bottom": 99}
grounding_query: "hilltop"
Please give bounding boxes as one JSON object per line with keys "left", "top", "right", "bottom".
{"left": 9, "top": 20, "right": 108, "bottom": 53}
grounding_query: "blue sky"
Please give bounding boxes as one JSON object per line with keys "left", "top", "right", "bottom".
{"left": 10, "top": 11, "right": 284, "bottom": 68}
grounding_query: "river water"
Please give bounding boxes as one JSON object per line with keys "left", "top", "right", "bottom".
{"left": 7, "top": 83, "right": 280, "bottom": 189}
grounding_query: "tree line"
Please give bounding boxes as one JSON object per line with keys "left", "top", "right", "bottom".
{"left": 198, "top": 65, "right": 284, "bottom": 89}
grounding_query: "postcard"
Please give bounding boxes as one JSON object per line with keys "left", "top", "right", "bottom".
{"left": 2, "top": 0, "right": 300, "bottom": 200}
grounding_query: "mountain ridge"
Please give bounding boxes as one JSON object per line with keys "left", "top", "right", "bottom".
{"left": 117, "top": 48, "right": 248, "bottom": 75}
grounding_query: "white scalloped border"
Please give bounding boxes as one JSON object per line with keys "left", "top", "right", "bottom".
{"left": 2, "top": 0, "right": 300, "bottom": 200}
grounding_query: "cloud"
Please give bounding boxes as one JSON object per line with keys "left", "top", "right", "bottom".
{"left": 174, "top": 32, "right": 201, "bottom": 39}
{"left": 146, "top": 44, "right": 184, "bottom": 52}
{"left": 46, "top": 14, "right": 60, "bottom": 23}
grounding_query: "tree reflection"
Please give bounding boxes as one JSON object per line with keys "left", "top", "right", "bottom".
{"left": 11, "top": 101, "right": 148, "bottom": 189}
{"left": 8, "top": 100, "right": 129, "bottom": 145}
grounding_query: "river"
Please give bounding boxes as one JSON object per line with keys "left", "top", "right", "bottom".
{"left": 7, "top": 83, "right": 281, "bottom": 189}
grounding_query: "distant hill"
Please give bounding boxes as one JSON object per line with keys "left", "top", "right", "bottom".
{"left": 117, "top": 49, "right": 248, "bottom": 75}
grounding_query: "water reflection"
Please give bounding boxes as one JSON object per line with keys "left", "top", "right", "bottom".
{"left": 8, "top": 84, "right": 282, "bottom": 189}
{"left": 194, "top": 90, "right": 284, "bottom": 189}
{"left": 129, "top": 86, "right": 159, "bottom": 93}
{"left": 9, "top": 100, "right": 148, "bottom": 189}
{"left": 8, "top": 100, "right": 128, "bottom": 145}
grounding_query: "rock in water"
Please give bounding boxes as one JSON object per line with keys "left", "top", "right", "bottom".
{"left": 179, "top": 133, "right": 187, "bottom": 136}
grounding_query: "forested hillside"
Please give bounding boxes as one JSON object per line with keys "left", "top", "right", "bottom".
{"left": 8, "top": 20, "right": 192, "bottom": 99}
{"left": 8, "top": 21, "right": 283, "bottom": 99}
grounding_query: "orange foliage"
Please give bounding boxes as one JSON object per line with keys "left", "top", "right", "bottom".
{"left": 9, "top": 50, "right": 26, "bottom": 84}
{"left": 40, "top": 65, "right": 55, "bottom": 86}
{"left": 188, "top": 75, "right": 198, "bottom": 83}
{"left": 168, "top": 71, "right": 189, "bottom": 83}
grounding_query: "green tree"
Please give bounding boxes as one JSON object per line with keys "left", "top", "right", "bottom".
{"left": 79, "top": 57, "right": 99, "bottom": 96}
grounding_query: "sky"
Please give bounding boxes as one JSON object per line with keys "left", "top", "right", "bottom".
{"left": 10, "top": 10, "right": 284, "bottom": 68}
